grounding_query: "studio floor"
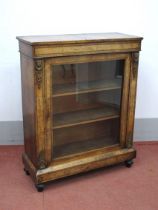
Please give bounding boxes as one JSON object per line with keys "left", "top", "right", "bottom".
{"left": 0, "top": 142, "right": 158, "bottom": 210}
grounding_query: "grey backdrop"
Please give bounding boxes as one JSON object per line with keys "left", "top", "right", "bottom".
{"left": 0, "top": 119, "right": 157, "bottom": 145}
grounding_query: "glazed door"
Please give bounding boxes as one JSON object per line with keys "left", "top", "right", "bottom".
{"left": 46, "top": 54, "right": 130, "bottom": 160}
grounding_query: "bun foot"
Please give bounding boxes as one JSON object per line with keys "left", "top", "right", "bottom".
{"left": 24, "top": 168, "right": 30, "bottom": 175}
{"left": 125, "top": 160, "right": 133, "bottom": 168}
{"left": 35, "top": 184, "right": 45, "bottom": 192}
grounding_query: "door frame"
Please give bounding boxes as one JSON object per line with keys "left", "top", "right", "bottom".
{"left": 43, "top": 53, "right": 131, "bottom": 165}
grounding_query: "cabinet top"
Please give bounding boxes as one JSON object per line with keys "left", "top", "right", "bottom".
{"left": 16, "top": 32, "right": 143, "bottom": 46}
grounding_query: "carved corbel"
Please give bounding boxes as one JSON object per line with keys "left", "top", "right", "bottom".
{"left": 38, "top": 151, "right": 47, "bottom": 169}
{"left": 132, "top": 52, "right": 139, "bottom": 79}
{"left": 35, "top": 60, "right": 43, "bottom": 88}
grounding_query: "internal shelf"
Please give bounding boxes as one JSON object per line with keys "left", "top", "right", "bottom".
{"left": 53, "top": 137, "right": 119, "bottom": 158}
{"left": 53, "top": 79, "right": 121, "bottom": 97}
{"left": 53, "top": 106, "right": 119, "bottom": 129}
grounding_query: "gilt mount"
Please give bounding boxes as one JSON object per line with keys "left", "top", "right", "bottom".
{"left": 132, "top": 52, "right": 139, "bottom": 79}
{"left": 35, "top": 60, "right": 43, "bottom": 88}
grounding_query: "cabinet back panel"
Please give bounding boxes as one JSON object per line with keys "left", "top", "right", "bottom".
{"left": 53, "top": 118, "right": 119, "bottom": 158}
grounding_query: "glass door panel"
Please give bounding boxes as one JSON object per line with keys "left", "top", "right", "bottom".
{"left": 52, "top": 60, "right": 124, "bottom": 159}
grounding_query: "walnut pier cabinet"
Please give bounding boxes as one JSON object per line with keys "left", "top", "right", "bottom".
{"left": 17, "top": 33, "right": 143, "bottom": 192}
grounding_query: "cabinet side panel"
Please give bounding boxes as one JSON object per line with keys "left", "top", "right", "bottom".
{"left": 126, "top": 52, "right": 139, "bottom": 148}
{"left": 120, "top": 55, "right": 131, "bottom": 147}
{"left": 20, "top": 54, "right": 37, "bottom": 166}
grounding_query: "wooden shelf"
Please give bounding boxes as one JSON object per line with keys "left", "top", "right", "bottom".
{"left": 53, "top": 79, "right": 121, "bottom": 97}
{"left": 53, "top": 137, "right": 119, "bottom": 158}
{"left": 53, "top": 106, "right": 119, "bottom": 129}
